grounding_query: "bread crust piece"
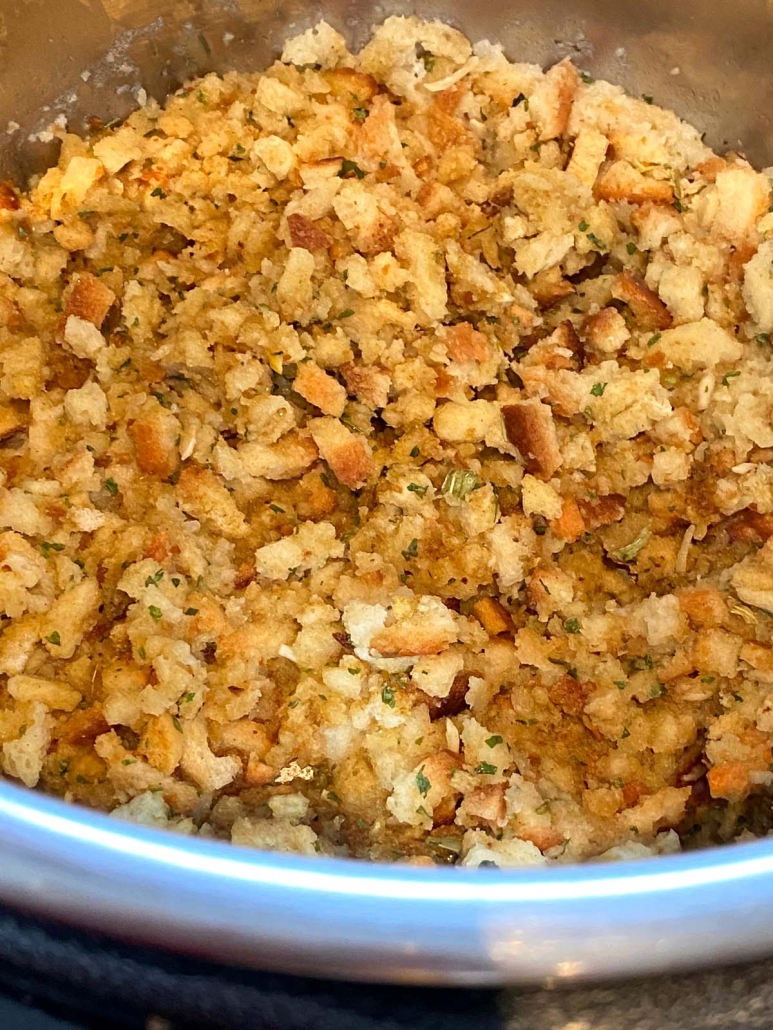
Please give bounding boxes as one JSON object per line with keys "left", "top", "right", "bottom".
{"left": 595, "top": 160, "right": 675, "bottom": 205}
{"left": 502, "top": 398, "right": 562, "bottom": 480}
{"left": 309, "top": 416, "right": 374, "bottom": 489}
{"left": 63, "top": 271, "right": 115, "bottom": 328}
{"left": 287, "top": 213, "right": 331, "bottom": 251}
{"left": 612, "top": 270, "right": 673, "bottom": 331}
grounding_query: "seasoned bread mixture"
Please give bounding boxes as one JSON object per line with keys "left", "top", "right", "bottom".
{"left": 1, "top": 17, "right": 773, "bottom": 866}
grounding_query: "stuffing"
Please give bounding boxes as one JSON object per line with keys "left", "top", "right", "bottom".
{"left": 293, "top": 361, "right": 347, "bottom": 417}
{"left": 2, "top": 701, "right": 53, "bottom": 788}
{"left": 566, "top": 127, "right": 608, "bottom": 187}
{"left": 707, "top": 164, "right": 769, "bottom": 241}
{"left": 652, "top": 318, "right": 742, "bottom": 370}
{"left": 63, "top": 272, "right": 115, "bottom": 328}
{"left": 583, "top": 307, "right": 630, "bottom": 355}
{"left": 656, "top": 264, "right": 705, "bottom": 324}
{"left": 502, "top": 399, "right": 562, "bottom": 479}
{"left": 62, "top": 315, "right": 106, "bottom": 360}
{"left": 521, "top": 475, "right": 563, "bottom": 519}
{"left": 743, "top": 241, "right": 773, "bottom": 333}
{"left": 309, "top": 416, "right": 374, "bottom": 488}
{"left": 176, "top": 467, "right": 250, "bottom": 540}
{"left": 595, "top": 161, "right": 674, "bottom": 204}
{"left": 64, "top": 381, "right": 108, "bottom": 429}
{"left": 612, "top": 271, "right": 673, "bottom": 331}
{"left": 255, "top": 521, "right": 344, "bottom": 581}
{"left": 181, "top": 716, "right": 241, "bottom": 792}
{"left": 0, "top": 16, "right": 768, "bottom": 869}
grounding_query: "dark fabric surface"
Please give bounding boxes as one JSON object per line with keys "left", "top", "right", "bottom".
{"left": 4, "top": 902, "right": 773, "bottom": 1029}
{"left": 0, "top": 905, "right": 499, "bottom": 1030}
{"left": 504, "top": 960, "right": 773, "bottom": 1030}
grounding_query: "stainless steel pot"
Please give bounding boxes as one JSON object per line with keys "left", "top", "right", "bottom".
{"left": 1, "top": 0, "right": 773, "bottom": 987}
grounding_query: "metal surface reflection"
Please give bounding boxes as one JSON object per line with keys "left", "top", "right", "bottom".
{"left": 0, "top": 0, "right": 772, "bottom": 986}
{"left": 0, "top": 780, "right": 773, "bottom": 982}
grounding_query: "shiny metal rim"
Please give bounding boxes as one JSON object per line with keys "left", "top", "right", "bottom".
{"left": 0, "top": 780, "right": 771, "bottom": 984}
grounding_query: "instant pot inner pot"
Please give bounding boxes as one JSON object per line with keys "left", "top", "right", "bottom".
{"left": 0, "top": 0, "right": 771, "bottom": 183}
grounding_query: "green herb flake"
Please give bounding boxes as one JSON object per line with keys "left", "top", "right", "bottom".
{"left": 410, "top": 446, "right": 420, "bottom": 458}
{"left": 626, "top": 242, "right": 638, "bottom": 255}
{"left": 184, "top": 607, "right": 199, "bottom": 616}
{"left": 288, "top": 698, "right": 300, "bottom": 708}
{"left": 590, "top": 382, "right": 607, "bottom": 397}
{"left": 338, "top": 159, "right": 365, "bottom": 180}
{"left": 650, "top": 682, "right": 666, "bottom": 698}
{"left": 700, "top": 675, "right": 715, "bottom": 684}
{"left": 535, "top": 801, "right": 551, "bottom": 814}
{"left": 45, "top": 631, "right": 61, "bottom": 646}
{"left": 144, "top": 570, "right": 164, "bottom": 587}
{"left": 105, "top": 478, "right": 119, "bottom": 495}
{"left": 647, "top": 332, "right": 662, "bottom": 347}
{"left": 580, "top": 71, "right": 595, "bottom": 84}
{"left": 612, "top": 528, "right": 651, "bottom": 562}
{"left": 563, "top": 618, "right": 581, "bottom": 634}
{"left": 121, "top": 758, "right": 137, "bottom": 766}
{"left": 407, "top": 482, "right": 429, "bottom": 497}
{"left": 416, "top": 767, "right": 431, "bottom": 796}
{"left": 755, "top": 333, "right": 771, "bottom": 345}
{"left": 614, "top": 680, "right": 626, "bottom": 690}
{"left": 382, "top": 685, "right": 396, "bottom": 707}
{"left": 475, "top": 762, "right": 497, "bottom": 775}
{"left": 421, "top": 52, "right": 436, "bottom": 72}
{"left": 269, "top": 503, "right": 285, "bottom": 513}
{"left": 485, "top": 735, "right": 503, "bottom": 748}
{"left": 148, "top": 605, "right": 163, "bottom": 622}
{"left": 722, "top": 370, "right": 741, "bottom": 386}
{"left": 172, "top": 715, "right": 183, "bottom": 732}
{"left": 586, "top": 231, "right": 608, "bottom": 252}
{"left": 172, "top": 577, "right": 181, "bottom": 587}
{"left": 353, "top": 107, "right": 368, "bottom": 122}
{"left": 401, "top": 538, "right": 419, "bottom": 561}
{"left": 578, "top": 220, "right": 589, "bottom": 232}
{"left": 642, "top": 93, "right": 654, "bottom": 104}
{"left": 150, "top": 187, "right": 167, "bottom": 198}
{"left": 40, "top": 541, "right": 66, "bottom": 557}
{"left": 335, "top": 308, "right": 355, "bottom": 319}
{"left": 621, "top": 726, "right": 631, "bottom": 739}
{"left": 441, "top": 468, "right": 480, "bottom": 500}
{"left": 182, "top": 692, "right": 196, "bottom": 703}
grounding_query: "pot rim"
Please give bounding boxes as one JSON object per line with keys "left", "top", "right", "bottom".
{"left": 0, "top": 780, "right": 771, "bottom": 984}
